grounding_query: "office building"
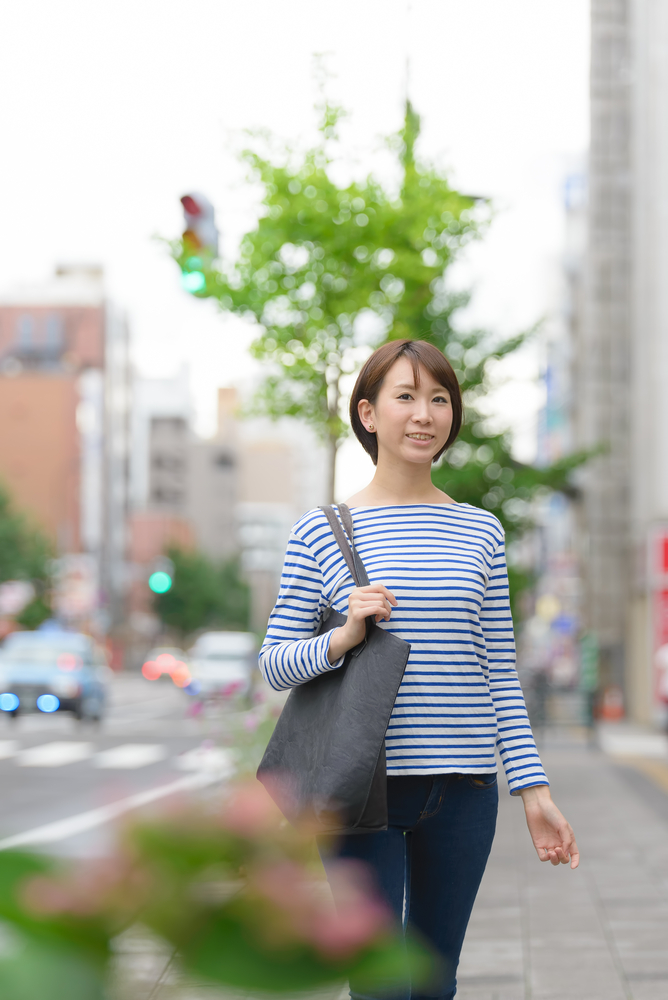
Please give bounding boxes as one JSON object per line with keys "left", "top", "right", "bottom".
{"left": 579, "top": 1, "right": 668, "bottom": 723}
{"left": 0, "top": 265, "right": 130, "bottom": 629}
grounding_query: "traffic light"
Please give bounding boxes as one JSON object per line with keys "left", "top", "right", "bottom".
{"left": 148, "top": 556, "right": 174, "bottom": 595}
{"left": 180, "top": 193, "right": 218, "bottom": 295}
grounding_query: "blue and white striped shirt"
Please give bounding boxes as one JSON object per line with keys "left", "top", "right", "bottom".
{"left": 259, "top": 503, "right": 548, "bottom": 795}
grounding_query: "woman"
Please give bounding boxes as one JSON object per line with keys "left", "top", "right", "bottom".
{"left": 259, "top": 339, "right": 579, "bottom": 1000}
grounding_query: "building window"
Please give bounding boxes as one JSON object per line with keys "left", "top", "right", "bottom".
{"left": 16, "top": 314, "right": 34, "bottom": 351}
{"left": 45, "top": 314, "right": 64, "bottom": 356}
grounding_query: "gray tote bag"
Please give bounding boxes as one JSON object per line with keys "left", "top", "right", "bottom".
{"left": 257, "top": 504, "right": 410, "bottom": 834}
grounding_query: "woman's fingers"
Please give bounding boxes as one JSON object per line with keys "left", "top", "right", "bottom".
{"left": 358, "top": 584, "right": 398, "bottom": 606}
{"left": 537, "top": 838, "right": 579, "bottom": 869}
{"left": 563, "top": 829, "right": 580, "bottom": 869}
{"left": 351, "top": 592, "right": 394, "bottom": 621}
{"left": 539, "top": 846, "right": 557, "bottom": 864}
{"left": 557, "top": 822, "right": 578, "bottom": 867}
{"left": 359, "top": 603, "right": 393, "bottom": 622}
{"left": 347, "top": 584, "right": 398, "bottom": 626}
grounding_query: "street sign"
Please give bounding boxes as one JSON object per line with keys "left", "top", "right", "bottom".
{"left": 649, "top": 525, "right": 668, "bottom": 710}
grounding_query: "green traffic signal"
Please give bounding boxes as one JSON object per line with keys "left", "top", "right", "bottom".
{"left": 148, "top": 571, "right": 173, "bottom": 594}
{"left": 181, "top": 270, "right": 206, "bottom": 293}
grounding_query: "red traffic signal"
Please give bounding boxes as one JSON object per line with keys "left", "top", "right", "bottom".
{"left": 180, "top": 193, "right": 219, "bottom": 256}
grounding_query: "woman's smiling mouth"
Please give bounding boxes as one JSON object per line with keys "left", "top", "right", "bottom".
{"left": 406, "top": 433, "right": 434, "bottom": 441}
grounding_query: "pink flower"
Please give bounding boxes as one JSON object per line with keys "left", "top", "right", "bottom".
{"left": 21, "top": 855, "right": 145, "bottom": 919}
{"left": 219, "top": 781, "right": 282, "bottom": 836}
{"left": 243, "top": 712, "right": 261, "bottom": 733}
{"left": 248, "top": 858, "right": 391, "bottom": 959}
{"left": 309, "top": 860, "right": 391, "bottom": 958}
{"left": 222, "top": 680, "right": 243, "bottom": 697}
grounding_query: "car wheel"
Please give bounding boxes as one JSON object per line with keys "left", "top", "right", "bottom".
{"left": 80, "top": 697, "right": 103, "bottom": 724}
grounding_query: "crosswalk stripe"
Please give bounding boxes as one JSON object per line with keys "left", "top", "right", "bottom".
{"left": 94, "top": 744, "right": 167, "bottom": 770}
{"left": 17, "top": 742, "right": 93, "bottom": 767}
{"left": 0, "top": 772, "right": 224, "bottom": 851}
{"left": 0, "top": 741, "right": 18, "bottom": 760}
{"left": 174, "top": 747, "right": 234, "bottom": 772}
{"left": 0, "top": 741, "right": 235, "bottom": 773}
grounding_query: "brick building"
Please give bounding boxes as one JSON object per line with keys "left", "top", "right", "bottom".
{"left": 0, "top": 266, "right": 130, "bottom": 628}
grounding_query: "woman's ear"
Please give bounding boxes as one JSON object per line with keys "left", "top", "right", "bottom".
{"left": 358, "top": 399, "right": 375, "bottom": 432}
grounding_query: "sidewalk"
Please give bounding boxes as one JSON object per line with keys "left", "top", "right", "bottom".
{"left": 116, "top": 728, "right": 668, "bottom": 1000}
{"left": 457, "top": 727, "right": 668, "bottom": 1000}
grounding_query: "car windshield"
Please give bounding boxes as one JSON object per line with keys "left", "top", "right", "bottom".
{"left": 1, "top": 642, "right": 91, "bottom": 668}
{"left": 201, "top": 651, "right": 247, "bottom": 662}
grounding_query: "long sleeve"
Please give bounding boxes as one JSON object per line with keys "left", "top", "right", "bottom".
{"left": 480, "top": 538, "right": 549, "bottom": 794}
{"left": 259, "top": 529, "right": 345, "bottom": 691}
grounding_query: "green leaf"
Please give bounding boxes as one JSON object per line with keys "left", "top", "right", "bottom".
{"left": 182, "top": 912, "right": 346, "bottom": 991}
{"left": 0, "top": 931, "right": 105, "bottom": 1000}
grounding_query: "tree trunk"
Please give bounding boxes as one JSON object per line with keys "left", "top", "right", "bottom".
{"left": 326, "top": 433, "right": 337, "bottom": 505}
{"left": 325, "top": 373, "right": 341, "bottom": 505}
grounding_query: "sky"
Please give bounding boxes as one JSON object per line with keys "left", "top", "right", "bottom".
{"left": 0, "top": 0, "right": 589, "bottom": 491}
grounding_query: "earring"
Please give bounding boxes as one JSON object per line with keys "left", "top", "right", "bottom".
{"left": 368, "top": 424, "right": 375, "bottom": 431}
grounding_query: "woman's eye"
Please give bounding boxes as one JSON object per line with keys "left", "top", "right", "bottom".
{"left": 433, "top": 396, "right": 449, "bottom": 404}
{"left": 398, "top": 393, "right": 413, "bottom": 400}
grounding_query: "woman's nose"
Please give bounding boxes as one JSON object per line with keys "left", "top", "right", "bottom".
{"left": 411, "top": 408, "right": 432, "bottom": 424}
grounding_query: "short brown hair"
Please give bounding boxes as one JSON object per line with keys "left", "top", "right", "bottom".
{"left": 349, "top": 339, "right": 462, "bottom": 465}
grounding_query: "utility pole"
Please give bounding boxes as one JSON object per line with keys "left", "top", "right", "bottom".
{"left": 577, "top": 1, "right": 633, "bottom": 702}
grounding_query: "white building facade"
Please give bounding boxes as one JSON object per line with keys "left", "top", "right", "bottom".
{"left": 581, "top": 1, "right": 668, "bottom": 724}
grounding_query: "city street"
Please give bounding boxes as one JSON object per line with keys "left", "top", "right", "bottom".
{"left": 1, "top": 681, "right": 667, "bottom": 999}
{"left": 107, "top": 722, "right": 668, "bottom": 1000}
{"left": 0, "top": 675, "right": 234, "bottom": 858}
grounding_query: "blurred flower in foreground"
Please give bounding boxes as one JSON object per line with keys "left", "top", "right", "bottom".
{"left": 21, "top": 853, "right": 146, "bottom": 920}
{"left": 249, "top": 858, "right": 391, "bottom": 959}
{"left": 218, "top": 777, "right": 282, "bottom": 836}
{"left": 0, "top": 778, "right": 435, "bottom": 997}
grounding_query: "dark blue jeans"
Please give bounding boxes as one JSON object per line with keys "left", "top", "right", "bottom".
{"left": 319, "top": 772, "right": 498, "bottom": 1000}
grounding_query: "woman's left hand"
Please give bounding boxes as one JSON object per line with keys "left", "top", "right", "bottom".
{"left": 519, "top": 785, "right": 580, "bottom": 869}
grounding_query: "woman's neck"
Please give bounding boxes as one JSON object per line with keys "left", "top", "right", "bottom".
{"left": 345, "top": 454, "right": 454, "bottom": 507}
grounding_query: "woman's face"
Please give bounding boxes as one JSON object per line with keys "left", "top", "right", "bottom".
{"left": 358, "top": 357, "right": 454, "bottom": 466}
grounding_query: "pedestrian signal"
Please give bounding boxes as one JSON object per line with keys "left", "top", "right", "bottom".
{"left": 148, "top": 571, "right": 172, "bottom": 594}
{"left": 148, "top": 556, "right": 174, "bottom": 595}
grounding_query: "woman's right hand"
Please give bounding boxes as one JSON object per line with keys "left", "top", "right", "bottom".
{"left": 327, "top": 585, "right": 397, "bottom": 663}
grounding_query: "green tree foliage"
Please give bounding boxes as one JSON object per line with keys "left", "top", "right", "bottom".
{"left": 172, "top": 102, "right": 478, "bottom": 500}
{"left": 0, "top": 483, "right": 52, "bottom": 628}
{"left": 154, "top": 547, "right": 250, "bottom": 637}
{"left": 171, "top": 100, "right": 585, "bottom": 610}
{"left": 432, "top": 426, "right": 588, "bottom": 602}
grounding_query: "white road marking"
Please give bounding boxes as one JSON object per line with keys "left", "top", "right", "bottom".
{"left": 0, "top": 741, "right": 18, "bottom": 760}
{"left": 94, "top": 744, "right": 167, "bottom": 769}
{"left": 17, "top": 742, "right": 93, "bottom": 767}
{"left": 0, "top": 770, "right": 229, "bottom": 851}
{"left": 173, "top": 747, "right": 234, "bottom": 772}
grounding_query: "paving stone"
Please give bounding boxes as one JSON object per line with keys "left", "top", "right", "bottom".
{"left": 456, "top": 735, "right": 668, "bottom": 999}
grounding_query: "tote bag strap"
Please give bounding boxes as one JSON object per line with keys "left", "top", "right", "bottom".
{"left": 319, "top": 504, "right": 370, "bottom": 588}
{"left": 337, "top": 503, "right": 370, "bottom": 588}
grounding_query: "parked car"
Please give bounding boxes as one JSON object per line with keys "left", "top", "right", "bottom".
{"left": 141, "top": 646, "right": 190, "bottom": 686}
{"left": 187, "top": 631, "right": 257, "bottom": 703}
{"left": 0, "top": 628, "right": 111, "bottom": 721}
